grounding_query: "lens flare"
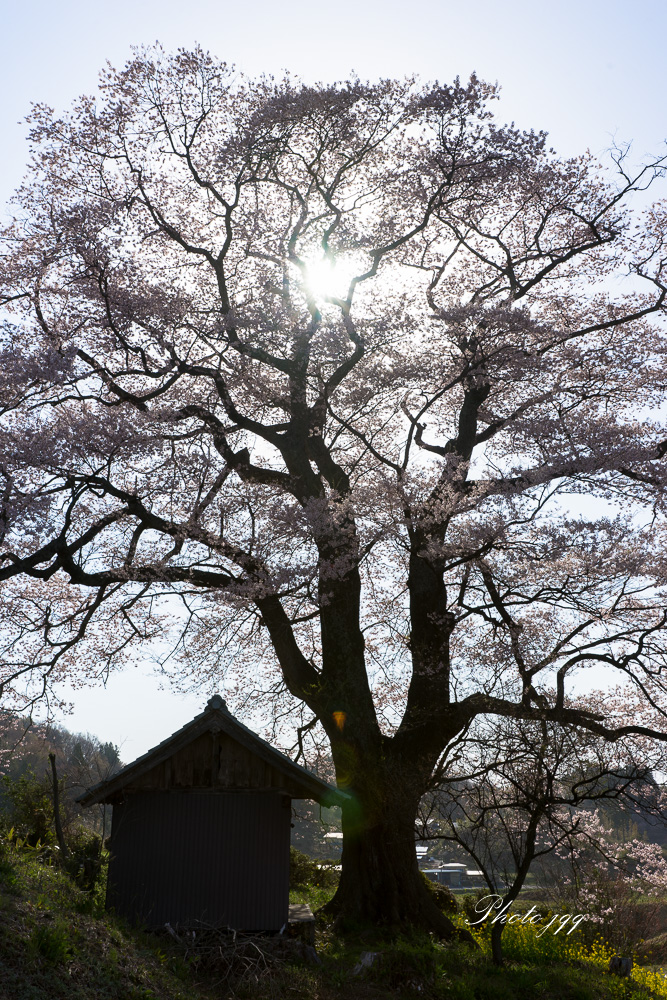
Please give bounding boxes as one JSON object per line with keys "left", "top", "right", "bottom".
{"left": 333, "top": 710, "right": 346, "bottom": 730}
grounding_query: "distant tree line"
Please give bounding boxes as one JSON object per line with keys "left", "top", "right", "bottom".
{"left": 0, "top": 714, "right": 122, "bottom": 889}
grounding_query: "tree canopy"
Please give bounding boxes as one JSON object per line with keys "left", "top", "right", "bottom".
{"left": 2, "top": 45, "right": 667, "bottom": 932}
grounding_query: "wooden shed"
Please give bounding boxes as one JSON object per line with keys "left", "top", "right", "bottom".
{"left": 78, "top": 695, "right": 345, "bottom": 930}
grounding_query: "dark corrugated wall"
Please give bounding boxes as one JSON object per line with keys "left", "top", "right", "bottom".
{"left": 106, "top": 791, "right": 290, "bottom": 929}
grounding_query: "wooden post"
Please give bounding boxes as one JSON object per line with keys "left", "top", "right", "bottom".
{"left": 48, "top": 753, "right": 69, "bottom": 858}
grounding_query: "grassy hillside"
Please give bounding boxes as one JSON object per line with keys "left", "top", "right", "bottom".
{"left": 2, "top": 839, "right": 667, "bottom": 1000}
{"left": 0, "top": 843, "right": 206, "bottom": 1000}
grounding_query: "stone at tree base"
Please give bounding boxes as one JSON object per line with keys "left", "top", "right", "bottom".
{"left": 301, "top": 944, "right": 322, "bottom": 965}
{"left": 352, "top": 951, "right": 383, "bottom": 975}
{"left": 609, "top": 955, "right": 633, "bottom": 976}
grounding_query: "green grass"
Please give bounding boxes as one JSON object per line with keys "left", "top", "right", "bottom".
{"left": 0, "top": 844, "right": 208, "bottom": 1000}
{"left": 289, "top": 882, "right": 337, "bottom": 910}
{"left": 310, "top": 924, "right": 664, "bottom": 999}
{"left": 2, "top": 839, "right": 666, "bottom": 1000}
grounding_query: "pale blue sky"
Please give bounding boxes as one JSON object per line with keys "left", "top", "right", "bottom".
{"left": 1, "top": 0, "right": 665, "bottom": 758}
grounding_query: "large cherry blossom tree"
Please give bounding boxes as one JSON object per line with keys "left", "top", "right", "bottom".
{"left": 2, "top": 46, "right": 667, "bottom": 934}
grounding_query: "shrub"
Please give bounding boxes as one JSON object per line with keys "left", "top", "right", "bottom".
{"left": 461, "top": 890, "right": 493, "bottom": 925}
{"left": 1, "top": 770, "right": 54, "bottom": 846}
{"left": 64, "top": 828, "right": 105, "bottom": 893}
{"left": 289, "top": 846, "right": 338, "bottom": 889}
{"left": 422, "top": 871, "right": 457, "bottom": 913}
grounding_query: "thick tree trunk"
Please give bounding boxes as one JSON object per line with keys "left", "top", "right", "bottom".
{"left": 322, "top": 777, "right": 474, "bottom": 943}
{"left": 311, "top": 554, "right": 473, "bottom": 941}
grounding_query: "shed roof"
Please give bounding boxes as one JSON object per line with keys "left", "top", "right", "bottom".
{"left": 77, "top": 695, "right": 348, "bottom": 807}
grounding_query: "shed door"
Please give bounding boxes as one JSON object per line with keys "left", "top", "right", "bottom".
{"left": 107, "top": 791, "right": 290, "bottom": 929}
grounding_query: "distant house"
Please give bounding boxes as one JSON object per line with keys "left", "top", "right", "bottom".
{"left": 423, "top": 863, "right": 485, "bottom": 889}
{"left": 415, "top": 843, "right": 429, "bottom": 862}
{"left": 323, "top": 831, "right": 343, "bottom": 858}
{"left": 78, "top": 696, "right": 346, "bottom": 931}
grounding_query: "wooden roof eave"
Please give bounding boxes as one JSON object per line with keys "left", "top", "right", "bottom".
{"left": 77, "top": 702, "right": 349, "bottom": 808}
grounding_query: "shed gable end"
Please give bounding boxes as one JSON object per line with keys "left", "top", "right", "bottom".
{"left": 112, "top": 730, "right": 295, "bottom": 796}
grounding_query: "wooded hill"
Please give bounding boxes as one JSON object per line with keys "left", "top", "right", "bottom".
{"left": 0, "top": 715, "right": 122, "bottom": 844}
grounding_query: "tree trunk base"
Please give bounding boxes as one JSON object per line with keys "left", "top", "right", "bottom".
{"left": 324, "top": 777, "right": 478, "bottom": 946}
{"left": 318, "top": 876, "right": 476, "bottom": 946}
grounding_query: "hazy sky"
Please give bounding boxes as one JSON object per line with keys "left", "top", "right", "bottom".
{"left": 1, "top": 0, "right": 664, "bottom": 759}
